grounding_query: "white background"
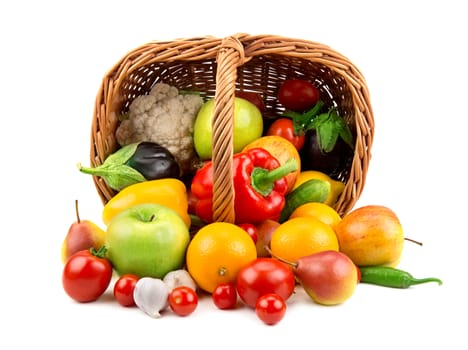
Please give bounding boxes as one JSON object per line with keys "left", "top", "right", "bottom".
{"left": 1, "top": 0, "right": 466, "bottom": 348}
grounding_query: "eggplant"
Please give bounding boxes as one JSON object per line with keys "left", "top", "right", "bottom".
{"left": 125, "top": 142, "right": 180, "bottom": 180}
{"left": 300, "top": 130, "right": 353, "bottom": 178}
{"left": 78, "top": 141, "right": 181, "bottom": 191}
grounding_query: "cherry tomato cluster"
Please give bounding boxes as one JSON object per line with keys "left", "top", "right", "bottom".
{"left": 62, "top": 246, "right": 295, "bottom": 325}
{"left": 211, "top": 257, "right": 295, "bottom": 325}
{"left": 62, "top": 248, "right": 198, "bottom": 317}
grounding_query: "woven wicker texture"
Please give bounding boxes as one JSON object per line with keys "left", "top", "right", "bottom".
{"left": 90, "top": 33, "right": 374, "bottom": 220}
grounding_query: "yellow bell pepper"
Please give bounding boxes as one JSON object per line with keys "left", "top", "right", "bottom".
{"left": 292, "top": 170, "right": 345, "bottom": 206}
{"left": 102, "top": 178, "right": 191, "bottom": 227}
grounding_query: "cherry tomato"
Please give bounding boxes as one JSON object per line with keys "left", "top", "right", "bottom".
{"left": 255, "top": 293, "right": 286, "bottom": 325}
{"left": 114, "top": 274, "right": 139, "bottom": 307}
{"left": 62, "top": 247, "right": 112, "bottom": 303}
{"left": 212, "top": 283, "right": 237, "bottom": 310}
{"left": 266, "top": 118, "right": 305, "bottom": 151}
{"left": 236, "top": 257, "right": 295, "bottom": 308}
{"left": 278, "top": 79, "right": 319, "bottom": 112}
{"left": 236, "top": 91, "right": 265, "bottom": 112}
{"left": 168, "top": 286, "right": 198, "bottom": 316}
{"left": 238, "top": 223, "right": 258, "bottom": 244}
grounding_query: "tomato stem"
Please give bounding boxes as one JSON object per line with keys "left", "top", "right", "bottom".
{"left": 90, "top": 246, "right": 107, "bottom": 258}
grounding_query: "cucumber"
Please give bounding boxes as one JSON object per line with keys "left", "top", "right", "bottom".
{"left": 279, "top": 179, "right": 331, "bottom": 223}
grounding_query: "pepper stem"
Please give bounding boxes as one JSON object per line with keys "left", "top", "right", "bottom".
{"left": 409, "top": 277, "right": 443, "bottom": 286}
{"left": 251, "top": 158, "right": 298, "bottom": 197}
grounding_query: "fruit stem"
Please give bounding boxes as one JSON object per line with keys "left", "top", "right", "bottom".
{"left": 264, "top": 246, "right": 297, "bottom": 268}
{"left": 404, "top": 237, "right": 423, "bottom": 246}
{"left": 74, "top": 199, "right": 81, "bottom": 223}
{"left": 90, "top": 246, "right": 108, "bottom": 258}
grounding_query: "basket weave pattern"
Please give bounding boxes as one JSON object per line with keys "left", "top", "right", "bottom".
{"left": 90, "top": 34, "right": 374, "bottom": 220}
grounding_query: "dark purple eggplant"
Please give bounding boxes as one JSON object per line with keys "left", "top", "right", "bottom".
{"left": 300, "top": 130, "right": 353, "bottom": 178}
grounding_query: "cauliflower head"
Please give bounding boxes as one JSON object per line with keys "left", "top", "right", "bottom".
{"left": 116, "top": 83, "right": 204, "bottom": 175}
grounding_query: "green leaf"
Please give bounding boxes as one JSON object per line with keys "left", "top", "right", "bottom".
{"left": 103, "top": 142, "right": 140, "bottom": 166}
{"left": 317, "top": 120, "right": 340, "bottom": 153}
{"left": 282, "top": 100, "right": 325, "bottom": 135}
{"left": 338, "top": 122, "right": 354, "bottom": 150}
{"left": 77, "top": 142, "right": 147, "bottom": 191}
{"left": 306, "top": 112, "right": 331, "bottom": 131}
{"left": 101, "top": 165, "right": 147, "bottom": 191}
{"left": 310, "top": 108, "right": 354, "bottom": 153}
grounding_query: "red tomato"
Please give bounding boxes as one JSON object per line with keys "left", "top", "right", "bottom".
{"left": 236, "top": 91, "right": 265, "bottom": 112}
{"left": 278, "top": 79, "right": 319, "bottom": 112}
{"left": 236, "top": 257, "right": 295, "bottom": 308}
{"left": 62, "top": 247, "right": 113, "bottom": 303}
{"left": 114, "top": 274, "right": 139, "bottom": 307}
{"left": 212, "top": 283, "right": 238, "bottom": 310}
{"left": 169, "top": 286, "right": 198, "bottom": 316}
{"left": 255, "top": 293, "right": 286, "bottom": 325}
{"left": 266, "top": 118, "right": 305, "bottom": 151}
{"left": 238, "top": 223, "right": 258, "bottom": 244}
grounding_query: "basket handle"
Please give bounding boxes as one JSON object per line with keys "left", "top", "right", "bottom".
{"left": 210, "top": 36, "right": 246, "bottom": 223}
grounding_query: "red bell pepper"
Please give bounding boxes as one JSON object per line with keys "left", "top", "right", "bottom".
{"left": 191, "top": 148, "right": 298, "bottom": 224}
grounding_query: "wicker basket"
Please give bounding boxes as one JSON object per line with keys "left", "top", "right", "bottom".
{"left": 89, "top": 33, "right": 374, "bottom": 221}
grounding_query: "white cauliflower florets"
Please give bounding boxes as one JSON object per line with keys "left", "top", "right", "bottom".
{"left": 116, "top": 83, "right": 204, "bottom": 175}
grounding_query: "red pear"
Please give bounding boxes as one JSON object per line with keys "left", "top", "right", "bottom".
{"left": 61, "top": 200, "right": 106, "bottom": 263}
{"left": 294, "top": 250, "right": 358, "bottom": 305}
{"left": 269, "top": 248, "right": 358, "bottom": 306}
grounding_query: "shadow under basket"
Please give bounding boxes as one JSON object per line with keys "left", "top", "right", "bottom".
{"left": 89, "top": 33, "right": 375, "bottom": 222}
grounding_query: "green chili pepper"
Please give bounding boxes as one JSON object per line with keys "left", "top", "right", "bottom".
{"left": 359, "top": 266, "right": 443, "bottom": 289}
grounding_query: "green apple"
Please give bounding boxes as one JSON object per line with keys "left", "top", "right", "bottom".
{"left": 105, "top": 203, "right": 190, "bottom": 278}
{"left": 193, "top": 97, "right": 263, "bottom": 160}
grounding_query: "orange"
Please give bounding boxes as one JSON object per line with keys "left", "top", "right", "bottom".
{"left": 289, "top": 202, "right": 342, "bottom": 229}
{"left": 186, "top": 222, "right": 257, "bottom": 293}
{"left": 270, "top": 216, "right": 339, "bottom": 263}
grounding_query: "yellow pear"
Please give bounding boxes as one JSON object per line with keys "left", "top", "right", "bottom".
{"left": 61, "top": 200, "right": 106, "bottom": 263}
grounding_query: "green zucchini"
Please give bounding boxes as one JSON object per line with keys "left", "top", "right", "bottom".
{"left": 279, "top": 179, "right": 330, "bottom": 223}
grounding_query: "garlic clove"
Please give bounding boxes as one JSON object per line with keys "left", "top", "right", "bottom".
{"left": 163, "top": 269, "right": 197, "bottom": 291}
{"left": 133, "top": 277, "right": 169, "bottom": 318}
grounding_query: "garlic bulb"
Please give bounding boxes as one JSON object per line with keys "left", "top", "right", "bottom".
{"left": 163, "top": 269, "right": 197, "bottom": 291}
{"left": 133, "top": 277, "right": 169, "bottom": 318}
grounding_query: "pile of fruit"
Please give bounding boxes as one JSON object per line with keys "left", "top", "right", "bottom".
{"left": 63, "top": 79, "right": 442, "bottom": 325}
